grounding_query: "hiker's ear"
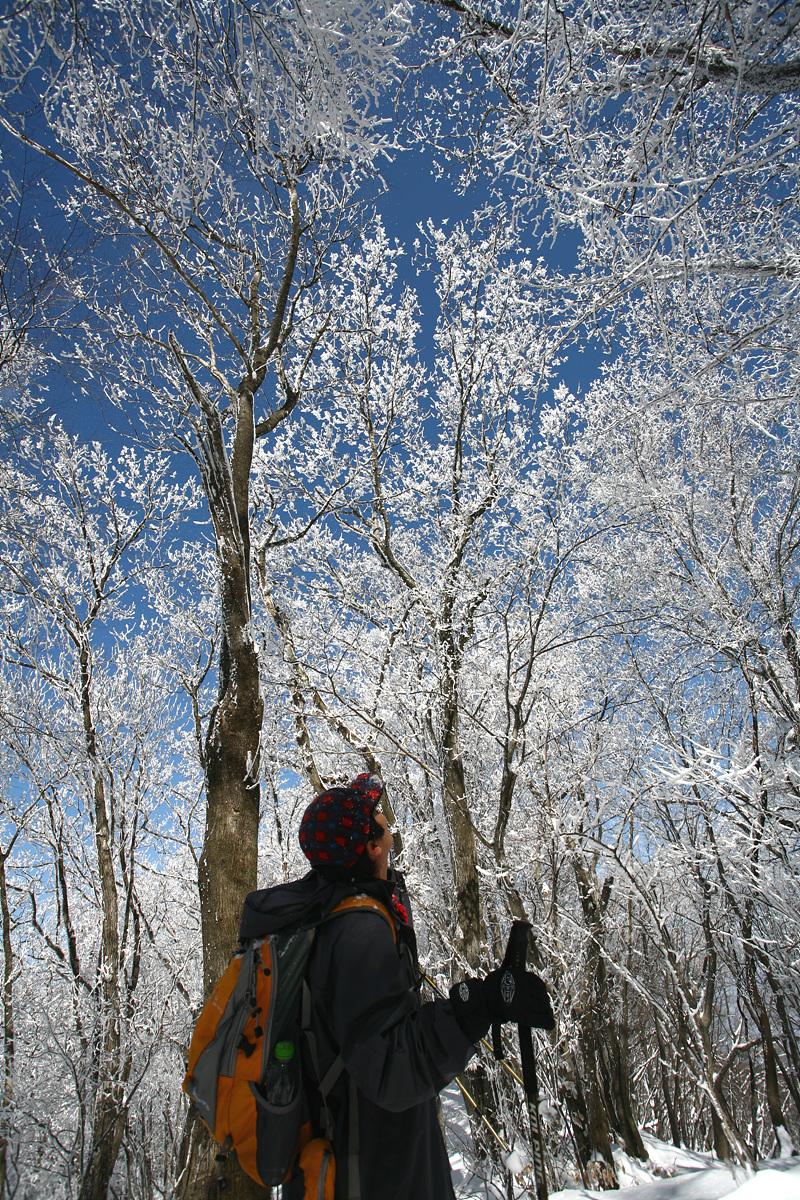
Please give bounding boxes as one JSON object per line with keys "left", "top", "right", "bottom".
{"left": 365, "top": 839, "right": 381, "bottom": 863}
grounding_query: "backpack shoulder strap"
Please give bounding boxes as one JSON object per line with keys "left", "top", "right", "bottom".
{"left": 327, "top": 895, "right": 397, "bottom": 943}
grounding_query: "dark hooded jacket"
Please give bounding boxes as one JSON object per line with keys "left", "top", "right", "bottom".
{"left": 239, "top": 869, "right": 476, "bottom": 1200}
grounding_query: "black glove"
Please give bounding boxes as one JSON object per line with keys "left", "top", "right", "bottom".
{"left": 449, "top": 968, "right": 555, "bottom": 1043}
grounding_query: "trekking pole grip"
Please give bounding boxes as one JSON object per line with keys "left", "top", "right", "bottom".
{"left": 502, "top": 920, "right": 531, "bottom": 974}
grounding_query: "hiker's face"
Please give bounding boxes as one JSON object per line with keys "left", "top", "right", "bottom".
{"left": 366, "top": 811, "right": 391, "bottom": 880}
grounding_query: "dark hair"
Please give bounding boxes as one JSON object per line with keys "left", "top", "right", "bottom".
{"left": 367, "top": 806, "right": 385, "bottom": 843}
{"left": 315, "top": 807, "right": 387, "bottom": 883}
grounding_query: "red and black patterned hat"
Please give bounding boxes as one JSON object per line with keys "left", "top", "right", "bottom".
{"left": 299, "top": 773, "right": 385, "bottom": 867}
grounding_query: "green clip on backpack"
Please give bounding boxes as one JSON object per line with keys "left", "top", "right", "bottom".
{"left": 183, "top": 894, "right": 395, "bottom": 1198}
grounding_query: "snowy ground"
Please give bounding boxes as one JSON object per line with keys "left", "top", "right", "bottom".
{"left": 442, "top": 1083, "right": 800, "bottom": 1200}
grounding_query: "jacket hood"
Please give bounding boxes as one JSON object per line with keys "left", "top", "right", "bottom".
{"left": 239, "top": 870, "right": 409, "bottom": 941}
{"left": 239, "top": 870, "right": 351, "bottom": 939}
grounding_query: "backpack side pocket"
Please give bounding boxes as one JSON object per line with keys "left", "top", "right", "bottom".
{"left": 246, "top": 1082, "right": 304, "bottom": 1186}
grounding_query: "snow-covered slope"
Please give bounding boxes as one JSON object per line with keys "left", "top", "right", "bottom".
{"left": 551, "top": 1157, "right": 800, "bottom": 1200}
{"left": 443, "top": 1083, "right": 800, "bottom": 1200}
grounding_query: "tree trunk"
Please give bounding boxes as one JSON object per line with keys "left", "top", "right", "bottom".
{"left": 176, "top": 371, "right": 264, "bottom": 1200}
{"left": 199, "top": 668, "right": 261, "bottom": 994}
{"left": 558, "top": 1046, "right": 593, "bottom": 1185}
{"left": 176, "top": 1111, "right": 271, "bottom": 1200}
{"left": 78, "top": 645, "right": 126, "bottom": 1200}
{"left": 653, "top": 1012, "right": 681, "bottom": 1147}
{"left": 464, "top": 1059, "right": 505, "bottom": 1173}
{"left": 440, "top": 638, "right": 483, "bottom": 970}
{"left": 614, "top": 888, "right": 646, "bottom": 1159}
{"left": 707, "top": 1095, "right": 730, "bottom": 1160}
{"left": 578, "top": 1011, "right": 619, "bottom": 1189}
{"left": 0, "top": 841, "right": 14, "bottom": 1200}
{"left": 167, "top": 186, "right": 306, "bottom": 1196}
{"left": 751, "top": 977, "right": 793, "bottom": 1154}
{"left": 696, "top": 1024, "right": 753, "bottom": 1168}
{"left": 603, "top": 1020, "right": 647, "bottom": 1160}
{"left": 196, "top": 393, "right": 263, "bottom": 996}
{"left": 80, "top": 1090, "right": 127, "bottom": 1200}
{"left": 572, "top": 855, "right": 620, "bottom": 1185}
{"left": 740, "top": 905, "right": 794, "bottom": 1152}
{"left": 766, "top": 968, "right": 800, "bottom": 1121}
{"left": 740, "top": 694, "right": 794, "bottom": 1154}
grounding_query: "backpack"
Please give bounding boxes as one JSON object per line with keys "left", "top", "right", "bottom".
{"left": 182, "top": 893, "right": 396, "bottom": 1197}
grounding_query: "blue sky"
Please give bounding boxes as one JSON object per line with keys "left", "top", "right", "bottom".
{"left": 380, "top": 144, "right": 599, "bottom": 404}
{"left": 10, "top": 127, "right": 600, "bottom": 451}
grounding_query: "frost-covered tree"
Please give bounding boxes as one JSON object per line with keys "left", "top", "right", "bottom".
{"left": 568, "top": 344, "right": 800, "bottom": 1165}
{"left": 426, "top": 0, "right": 800, "bottom": 413}
{"left": 0, "top": 0, "right": 410, "bottom": 1012}
{"left": 0, "top": 426, "right": 202, "bottom": 1200}
{"left": 3, "top": 1, "right": 800, "bottom": 1191}
{"left": 254, "top": 216, "right": 564, "bottom": 960}
{"left": 248, "top": 221, "right": 641, "bottom": 1185}
{"left": 1, "top": 5, "right": 411, "bottom": 1191}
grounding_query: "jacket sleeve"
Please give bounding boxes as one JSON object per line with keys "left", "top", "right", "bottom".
{"left": 327, "top": 910, "right": 477, "bottom": 1113}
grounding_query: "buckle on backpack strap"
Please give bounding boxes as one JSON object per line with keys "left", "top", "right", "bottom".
{"left": 215, "top": 1135, "right": 233, "bottom": 1193}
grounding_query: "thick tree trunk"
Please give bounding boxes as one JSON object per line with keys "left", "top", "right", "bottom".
{"left": 603, "top": 1019, "right": 646, "bottom": 1160}
{"left": 750, "top": 976, "right": 792, "bottom": 1154}
{"left": 188, "top": 394, "right": 264, "bottom": 996}
{"left": 707, "top": 1093, "right": 730, "bottom": 1161}
{"left": 81, "top": 1090, "right": 127, "bottom": 1200}
{"left": 740, "top": 697, "right": 794, "bottom": 1154}
{"left": 695, "top": 1021, "right": 753, "bottom": 1167}
{"left": 613, "top": 899, "right": 646, "bottom": 1160}
{"left": 176, "top": 1111, "right": 271, "bottom": 1200}
{"left": 199, "top": 668, "right": 262, "bottom": 995}
{"left": 168, "top": 183, "right": 304, "bottom": 1197}
{"left": 766, "top": 969, "right": 800, "bottom": 1121}
{"left": 578, "top": 1012, "right": 619, "bottom": 1189}
{"left": 177, "top": 377, "right": 265, "bottom": 1200}
{"left": 464, "top": 1060, "right": 505, "bottom": 1172}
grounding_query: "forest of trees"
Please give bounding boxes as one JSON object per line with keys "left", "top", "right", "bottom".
{"left": 0, "top": 0, "right": 799, "bottom": 1196}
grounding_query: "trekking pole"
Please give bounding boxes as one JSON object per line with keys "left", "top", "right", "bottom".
{"left": 423, "top": 950, "right": 551, "bottom": 1198}
{"left": 452, "top": 1076, "right": 511, "bottom": 1154}
{"left": 494, "top": 921, "right": 548, "bottom": 1200}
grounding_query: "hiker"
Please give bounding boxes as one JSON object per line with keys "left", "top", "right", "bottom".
{"left": 262, "top": 772, "right": 556, "bottom": 1200}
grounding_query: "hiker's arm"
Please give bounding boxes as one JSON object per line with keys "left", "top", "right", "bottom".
{"left": 330, "top": 913, "right": 476, "bottom": 1112}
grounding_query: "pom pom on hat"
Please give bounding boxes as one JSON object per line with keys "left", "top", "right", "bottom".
{"left": 299, "top": 773, "right": 385, "bottom": 868}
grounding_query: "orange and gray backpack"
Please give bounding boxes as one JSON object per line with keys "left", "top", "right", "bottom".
{"left": 182, "top": 884, "right": 395, "bottom": 1199}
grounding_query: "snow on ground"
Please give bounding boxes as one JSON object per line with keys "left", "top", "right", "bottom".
{"left": 552, "top": 1163, "right": 800, "bottom": 1200}
{"left": 552, "top": 1134, "right": 800, "bottom": 1200}
{"left": 442, "top": 1083, "right": 800, "bottom": 1200}
{"left": 551, "top": 1159, "right": 800, "bottom": 1200}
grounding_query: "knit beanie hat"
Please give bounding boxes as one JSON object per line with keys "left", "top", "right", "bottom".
{"left": 299, "top": 773, "right": 385, "bottom": 867}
